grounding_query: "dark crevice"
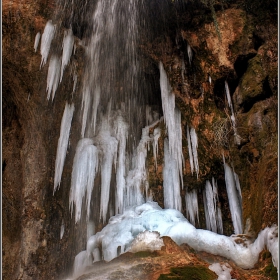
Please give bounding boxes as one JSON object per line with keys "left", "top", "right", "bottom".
{"left": 252, "top": 33, "right": 265, "bottom": 51}
{"left": 241, "top": 76, "right": 274, "bottom": 113}
{"left": 234, "top": 53, "right": 257, "bottom": 78}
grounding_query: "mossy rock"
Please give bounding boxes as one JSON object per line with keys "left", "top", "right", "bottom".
{"left": 263, "top": 262, "right": 278, "bottom": 280}
{"left": 158, "top": 265, "right": 217, "bottom": 280}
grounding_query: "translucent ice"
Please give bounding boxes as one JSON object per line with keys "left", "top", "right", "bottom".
{"left": 53, "top": 102, "right": 75, "bottom": 192}
{"left": 40, "top": 20, "right": 55, "bottom": 67}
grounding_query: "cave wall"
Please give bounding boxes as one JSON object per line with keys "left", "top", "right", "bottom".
{"left": 2, "top": 0, "right": 278, "bottom": 279}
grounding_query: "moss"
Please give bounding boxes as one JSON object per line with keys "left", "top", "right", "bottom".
{"left": 263, "top": 262, "right": 278, "bottom": 280}
{"left": 158, "top": 265, "right": 217, "bottom": 280}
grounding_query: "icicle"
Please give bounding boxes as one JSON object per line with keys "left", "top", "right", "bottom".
{"left": 81, "top": 87, "right": 91, "bottom": 138}
{"left": 114, "top": 114, "right": 128, "bottom": 214}
{"left": 187, "top": 43, "right": 193, "bottom": 64}
{"left": 91, "top": 86, "right": 101, "bottom": 135}
{"left": 70, "top": 138, "right": 99, "bottom": 223}
{"left": 152, "top": 127, "right": 161, "bottom": 169}
{"left": 185, "top": 189, "right": 199, "bottom": 226}
{"left": 209, "top": 75, "right": 212, "bottom": 85}
{"left": 186, "top": 125, "right": 194, "bottom": 174}
{"left": 53, "top": 102, "right": 75, "bottom": 193}
{"left": 96, "top": 120, "right": 118, "bottom": 222}
{"left": 223, "top": 156, "right": 243, "bottom": 234}
{"left": 34, "top": 32, "right": 41, "bottom": 53}
{"left": 60, "top": 219, "right": 65, "bottom": 239}
{"left": 190, "top": 127, "right": 199, "bottom": 177}
{"left": 163, "top": 138, "right": 182, "bottom": 212}
{"left": 159, "top": 62, "right": 184, "bottom": 188}
{"left": 60, "top": 28, "right": 74, "bottom": 82}
{"left": 46, "top": 55, "right": 61, "bottom": 101}
{"left": 87, "top": 220, "right": 95, "bottom": 240}
{"left": 40, "top": 20, "right": 55, "bottom": 67}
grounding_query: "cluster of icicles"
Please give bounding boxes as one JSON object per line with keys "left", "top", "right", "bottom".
{"left": 35, "top": 17, "right": 277, "bottom": 279}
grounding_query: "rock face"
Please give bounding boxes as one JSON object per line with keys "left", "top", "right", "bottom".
{"left": 2, "top": 0, "right": 277, "bottom": 280}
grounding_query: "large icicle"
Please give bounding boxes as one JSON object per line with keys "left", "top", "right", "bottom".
{"left": 114, "top": 113, "right": 128, "bottom": 214}
{"left": 186, "top": 125, "right": 194, "bottom": 174}
{"left": 70, "top": 138, "right": 99, "bottom": 223}
{"left": 223, "top": 156, "right": 243, "bottom": 234}
{"left": 40, "top": 20, "right": 55, "bottom": 67}
{"left": 46, "top": 55, "right": 61, "bottom": 101}
{"left": 163, "top": 138, "right": 182, "bottom": 212}
{"left": 53, "top": 102, "right": 75, "bottom": 193}
{"left": 190, "top": 127, "right": 199, "bottom": 177}
{"left": 60, "top": 28, "right": 74, "bottom": 82}
{"left": 96, "top": 120, "right": 118, "bottom": 222}
{"left": 185, "top": 188, "right": 199, "bottom": 226}
{"left": 159, "top": 62, "right": 184, "bottom": 188}
{"left": 153, "top": 127, "right": 161, "bottom": 169}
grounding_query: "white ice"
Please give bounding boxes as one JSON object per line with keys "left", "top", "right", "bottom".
{"left": 187, "top": 43, "right": 193, "bottom": 64}
{"left": 70, "top": 138, "right": 99, "bottom": 222}
{"left": 60, "top": 28, "right": 74, "bottom": 82}
{"left": 223, "top": 157, "right": 243, "bottom": 234}
{"left": 74, "top": 201, "right": 278, "bottom": 278}
{"left": 46, "top": 55, "right": 61, "bottom": 101}
{"left": 40, "top": 20, "right": 56, "bottom": 67}
{"left": 34, "top": 32, "right": 41, "bottom": 52}
{"left": 153, "top": 127, "right": 161, "bottom": 169}
{"left": 53, "top": 102, "right": 75, "bottom": 193}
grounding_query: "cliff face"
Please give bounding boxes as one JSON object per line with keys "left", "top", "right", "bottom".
{"left": 2, "top": 0, "right": 277, "bottom": 279}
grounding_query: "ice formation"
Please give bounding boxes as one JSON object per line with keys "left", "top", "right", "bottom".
{"left": 96, "top": 121, "right": 118, "bottom": 222}
{"left": 60, "top": 28, "right": 74, "bottom": 82}
{"left": 73, "top": 202, "right": 278, "bottom": 277}
{"left": 209, "top": 263, "right": 235, "bottom": 280}
{"left": 152, "top": 127, "right": 161, "bottom": 169}
{"left": 40, "top": 20, "right": 55, "bottom": 67}
{"left": 46, "top": 55, "right": 61, "bottom": 101}
{"left": 34, "top": 32, "right": 41, "bottom": 52}
{"left": 159, "top": 62, "right": 184, "bottom": 188}
{"left": 60, "top": 220, "right": 65, "bottom": 239}
{"left": 186, "top": 125, "right": 199, "bottom": 177}
{"left": 223, "top": 157, "right": 243, "bottom": 234}
{"left": 185, "top": 188, "right": 199, "bottom": 226}
{"left": 163, "top": 138, "right": 182, "bottom": 211}
{"left": 70, "top": 138, "right": 99, "bottom": 222}
{"left": 53, "top": 102, "right": 75, "bottom": 193}
{"left": 203, "top": 178, "right": 223, "bottom": 234}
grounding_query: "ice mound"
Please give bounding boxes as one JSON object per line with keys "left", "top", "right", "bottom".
{"left": 74, "top": 202, "right": 278, "bottom": 276}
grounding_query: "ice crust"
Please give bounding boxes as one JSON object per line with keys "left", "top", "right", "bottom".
{"left": 209, "top": 263, "right": 235, "bottom": 280}
{"left": 73, "top": 202, "right": 278, "bottom": 277}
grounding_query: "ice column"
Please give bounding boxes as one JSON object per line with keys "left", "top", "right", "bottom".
{"left": 96, "top": 121, "right": 118, "bottom": 222}
{"left": 163, "top": 138, "right": 182, "bottom": 211}
{"left": 159, "top": 62, "right": 184, "bottom": 188}
{"left": 70, "top": 138, "right": 99, "bottom": 223}
{"left": 53, "top": 102, "right": 75, "bottom": 192}
{"left": 223, "top": 156, "right": 243, "bottom": 234}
